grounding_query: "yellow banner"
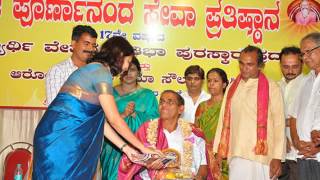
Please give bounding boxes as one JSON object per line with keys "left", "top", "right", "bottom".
{"left": 1, "top": 0, "right": 320, "bottom": 107}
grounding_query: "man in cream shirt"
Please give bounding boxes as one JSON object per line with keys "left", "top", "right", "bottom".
{"left": 213, "top": 45, "right": 285, "bottom": 180}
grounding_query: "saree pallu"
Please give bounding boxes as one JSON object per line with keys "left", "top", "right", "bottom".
{"left": 196, "top": 102, "right": 222, "bottom": 142}
{"left": 100, "top": 88, "right": 159, "bottom": 180}
{"left": 32, "top": 93, "right": 105, "bottom": 179}
{"left": 112, "top": 88, "right": 159, "bottom": 133}
{"left": 195, "top": 101, "right": 228, "bottom": 179}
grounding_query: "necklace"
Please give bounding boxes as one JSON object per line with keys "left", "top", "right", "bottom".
{"left": 119, "top": 84, "right": 138, "bottom": 95}
{"left": 207, "top": 95, "right": 223, "bottom": 106}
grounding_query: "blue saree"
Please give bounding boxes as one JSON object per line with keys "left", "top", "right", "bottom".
{"left": 33, "top": 63, "right": 113, "bottom": 179}
{"left": 100, "top": 88, "right": 159, "bottom": 180}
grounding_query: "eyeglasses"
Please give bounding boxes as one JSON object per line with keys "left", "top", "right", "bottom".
{"left": 159, "top": 99, "right": 178, "bottom": 106}
{"left": 185, "top": 76, "right": 201, "bottom": 81}
{"left": 300, "top": 45, "right": 320, "bottom": 58}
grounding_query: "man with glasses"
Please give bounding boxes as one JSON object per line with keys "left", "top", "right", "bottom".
{"left": 118, "top": 90, "right": 208, "bottom": 179}
{"left": 289, "top": 32, "right": 320, "bottom": 180}
{"left": 181, "top": 65, "right": 210, "bottom": 123}
{"left": 213, "top": 45, "right": 285, "bottom": 180}
{"left": 278, "top": 46, "right": 304, "bottom": 180}
{"left": 46, "top": 25, "right": 98, "bottom": 105}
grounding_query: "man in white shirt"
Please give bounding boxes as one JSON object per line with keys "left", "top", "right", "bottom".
{"left": 46, "top": 25, "right": 98, "bottom": 105}
{"left": 181, "top": 65, "right": 210, "bottom": 123}
{"left": 278, "top": 46, "right": 304, "bottom": 180}
{"left": 118, "top": 90, "right": 208, "bottom": 179}
{"left": 289, "top": 32, "right": 320, "bottom": 180}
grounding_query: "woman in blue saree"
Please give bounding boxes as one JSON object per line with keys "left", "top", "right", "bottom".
{"left": 32, "top": 36, "right": 158, "bottom": 179}
{"left": 100, "top": 57, "right": 159, "bottom": 179}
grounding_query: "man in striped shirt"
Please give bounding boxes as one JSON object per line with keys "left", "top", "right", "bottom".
{"left": 45, "top": 25, "right": 97, "bottom": 105}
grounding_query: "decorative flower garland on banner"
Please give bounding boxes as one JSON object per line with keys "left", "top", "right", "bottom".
{"left": 146, "top": 118, "right": 193, "bottom": 171}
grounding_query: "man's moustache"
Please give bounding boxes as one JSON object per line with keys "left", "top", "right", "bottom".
{"left": 286, "top": 73, "right": 296, "bottom": 76}
{"left": 83, "top": 50, "right": 96, "bottom": 54}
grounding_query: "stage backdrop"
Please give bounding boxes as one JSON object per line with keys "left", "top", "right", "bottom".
{"left": 0, "top": 0, "right": 320, "bottom": 108}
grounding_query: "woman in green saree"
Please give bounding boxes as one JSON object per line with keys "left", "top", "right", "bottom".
{"left": 195, "top": 68, "right": 229, "bottom": 180}
{"left": 100, "top": 57, "right": 159, "bottom": 180}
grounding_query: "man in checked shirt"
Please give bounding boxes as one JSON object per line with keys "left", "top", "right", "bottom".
{"left": 45, "top": 25, "right": 98, "bottom": 105}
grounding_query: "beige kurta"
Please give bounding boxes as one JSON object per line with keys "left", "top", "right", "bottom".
{"left": 213, "top": 77, "right": 286, "bottom": 165}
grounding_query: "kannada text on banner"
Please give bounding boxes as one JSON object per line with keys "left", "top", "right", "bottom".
{"left": 0, "top": 0, "right": 320, "bottom": 107}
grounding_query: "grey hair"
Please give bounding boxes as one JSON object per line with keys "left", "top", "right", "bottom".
{"left": 301, "top": 32, "right": 320, "bottom": 46}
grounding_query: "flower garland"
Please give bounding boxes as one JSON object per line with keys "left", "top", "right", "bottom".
{"left": 146, "top": 118, "right": 193, "bottom": 171}
{"left": 146, "top": 119, "right": 158, "bottom": 148}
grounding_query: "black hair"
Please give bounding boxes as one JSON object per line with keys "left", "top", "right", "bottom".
{"left": 279, "top": 46, "right": 301, "bottom": 62}
{"left": 131, "top": 56, "right": 141, "bottom": 73}
{"left": 184, "top": 65, "right": 205, "bottom": 79}
{"left": 206, "top": 68, "right": 229, "bottom": 93}
{"left": 72, "top": 25, "right": 97, "bottom": 41}
{"left": 240, "top": 45, "right": 264, "bottom": 67}
{"left": 87, "top": 36, "right": 134, "bottom": 76}
{"left": 161, "top": 90, "right": 185, "bottom": 106}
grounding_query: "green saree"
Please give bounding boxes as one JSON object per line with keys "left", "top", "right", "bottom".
{"left": 196, "top": 101, "right": 222, "bottom": 142}
{"left": 100, "top": 88, "right": 159, "bottom": 180}
{"left": 195, "top": 100, "right": 228, "bottom": 179}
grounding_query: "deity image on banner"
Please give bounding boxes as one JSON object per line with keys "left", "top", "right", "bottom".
{"left": 287, "top": 0, "right": 320, "bottom": 25}
{"left": 0, "top": 0, "right": 2, "bottom": 16}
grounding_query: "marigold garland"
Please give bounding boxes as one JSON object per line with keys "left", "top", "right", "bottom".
{"left": 146, "top": 118, "right": 193, "bottom": 171}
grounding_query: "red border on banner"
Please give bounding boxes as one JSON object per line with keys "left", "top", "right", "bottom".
{"left": 0, "top": 106, "right": 47, "bottom": 110}
{"left": 0, "top": 0, "right": 2, "bottom": 16}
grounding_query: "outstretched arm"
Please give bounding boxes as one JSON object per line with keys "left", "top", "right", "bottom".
{"left": 103, "top": 122, "right": 137, "bottom": 160}
{"left": 99, "top": 93, "right": 158, "bottom": 155}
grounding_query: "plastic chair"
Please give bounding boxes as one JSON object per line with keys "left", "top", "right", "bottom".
{"left": 0, "top": 142, "right": 32, "bottom": 180}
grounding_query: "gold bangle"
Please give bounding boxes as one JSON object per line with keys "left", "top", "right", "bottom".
{"left": 120, "top": 143, "right": 128, "bottom": 151}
